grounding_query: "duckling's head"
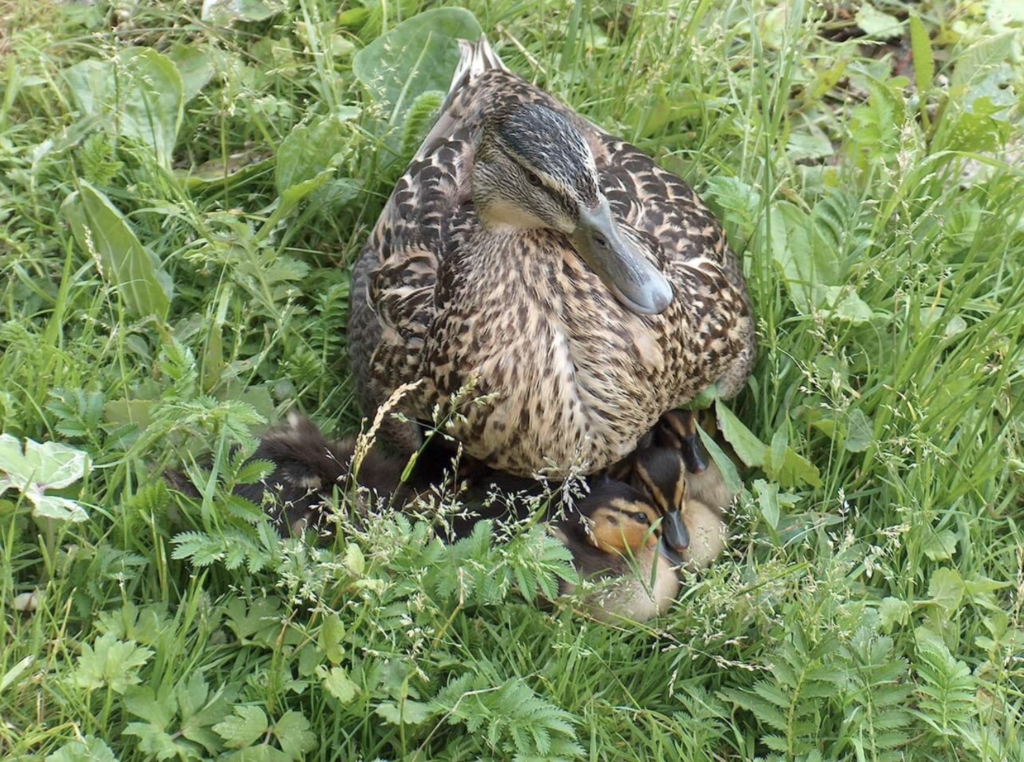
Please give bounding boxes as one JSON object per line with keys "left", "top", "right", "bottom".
{"left": 576, "top": 480, "right": 661, "bottom": 555}
{"left": 630, "top": 446, "right": 692, "bottom": 555}
{"left": 655, "top": 409, "right": 710, "bottom": 474}
{"left": 473, "top": 103, "right": 672, "bottom": 316}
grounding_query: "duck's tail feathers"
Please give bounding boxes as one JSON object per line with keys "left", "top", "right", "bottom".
{"left": 445, "top": 36, "right": 506, "bottom": 102}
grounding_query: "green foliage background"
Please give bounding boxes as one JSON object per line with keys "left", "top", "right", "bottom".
{"left": 1, "top": 0, "right": 1022, "bottom": 760}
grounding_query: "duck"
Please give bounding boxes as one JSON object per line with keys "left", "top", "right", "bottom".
{"left": 654, "top": 408, "right": 739, "bottom": 512}
{"left": 630, "top": 445, "right": 727, "bottom": 571}
{"left": 549, "top": 478, "right": 680, "bottom": 622}
{"left": 348, "top": 36, "right": 756, "bottom": 480}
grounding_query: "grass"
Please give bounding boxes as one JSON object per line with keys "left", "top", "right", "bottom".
{"left": 1, "top": 0, "right": 1023, "bottom": 760}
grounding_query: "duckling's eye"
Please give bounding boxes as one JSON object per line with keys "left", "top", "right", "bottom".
{"left": 525, "top": 169, "right": 544, "bottom": 187}
{"left": 631, "top": 512, "right": 650, "bottom": 525}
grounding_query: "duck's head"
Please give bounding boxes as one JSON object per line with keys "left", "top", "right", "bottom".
{"left": 655, "top": 409, "right": 710, "bottom": 474}
{"left": 576, "top": 480, "right": 661, "bottom": 555}
{"left": 630, "top": 447, "right": 692, "bottom": 555}
{"left": 473, "top": 103, "right": 673, "bottom": 316}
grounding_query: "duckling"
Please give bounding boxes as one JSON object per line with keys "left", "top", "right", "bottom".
{"left": 655, "top": 409, "right": 738, "bottom": 512}
{"left": 164, "top": 413, "right": 422, "bottom": 538}
{"left": 631, "top": 445, "right": 727, "bottom": 571}
{"left": 549, "top": 479, "right": 679, "bottom": 623}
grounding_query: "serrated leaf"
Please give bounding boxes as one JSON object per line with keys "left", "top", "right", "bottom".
{"left": 74, "top": 633, "right": 153, "bottom": 694}
{"left": 320, "top": 666, "right": 359, "bottom": 703}
{"left": 928, "top": 568, "right": 964, "bottom": 616}
{"left": 908, "top": 14, "right": 933, "bottom": 94}
{"left": 375, "top": 699, "right": 432, "bottom": 726}
{"left": 272, "top": 711, "right": 316, "bottom": 760}
{"left": 214, "top": 705, "right": 268, "bottom": 748}
{"left": 715, "top": 400, "right": 767, "bottom": 467}
{"left": 45, "top": 737, "right": 119, "bottom": 762}
{"left": 124, "top": 723, "right": 181, "bottom": 760}
{"left": 879, "top": 597, "right": 910, "bottom": 632}
{"left": 62, "top": 182, "right": 173, "bottom": 320}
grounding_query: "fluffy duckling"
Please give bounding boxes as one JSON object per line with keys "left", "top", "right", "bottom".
{"left": 165, "top": 413, "right": 423, "bottom": 538}
{"left": 631, "top": 446, "right": 727, "bottom": 571}
{"left": 550, "top": 479, "right": 680, "bottom": 623}
{"left": 655, "top": 409, "right": 738, "bottom": 512}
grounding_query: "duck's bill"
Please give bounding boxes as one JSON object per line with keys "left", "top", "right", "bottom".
{"left": 574, "top": 199, "right": 673, "bottom": 316}
{"left": 679, "top": 432, "right": 709, "bottom": 474}
{"left": 660, "top": 510, "right": 690, "bottom": 554}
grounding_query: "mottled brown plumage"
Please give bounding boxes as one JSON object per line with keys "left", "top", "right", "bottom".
{"left": 348, "top": 37, "right": 755, "bottom": 479}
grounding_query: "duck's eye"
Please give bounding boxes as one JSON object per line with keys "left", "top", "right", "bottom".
{"left": 631, "top": 512, "right": 650, "bottom": 525}
{"left": 525, "top": 170, "right": 544, "bottom": 187}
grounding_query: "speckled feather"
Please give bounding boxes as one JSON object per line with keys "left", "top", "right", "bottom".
{"left": 348, "top": 39, "right": 755, "bottom": 477}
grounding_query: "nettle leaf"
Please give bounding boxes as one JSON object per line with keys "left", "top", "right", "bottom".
{"left": 62, "top": 182, "right": 174, "bottom": 321}
{"left": 214, "top": 705, "right": 269, "bottom": 748}
{"left": 45, "top": 737, "right": 118, "bottom": 762}
{"left": 353, "top": 7, "right": 482, "bottom": 125}
{"left": 0, "top": 434, "right": 90, "bottom": 522}
{"left": 74, "top": 633, "right": 153, "bottom": 694}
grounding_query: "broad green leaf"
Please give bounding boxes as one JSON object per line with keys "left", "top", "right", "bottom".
{"left": 64, "top": 49, "right": 183, "bottom": 168}
{"left": 950, "top": 33, "right": 1015, "bottom": 98}
{"left": 319, "top": 666, "right": 359, "bottom": 703}
{"left": 844, "top": 408, "right": 873, "bottom": 453}
{"left": 202, "top": 0, "right": 286, "bottom": 25}
{"left": 275, "top": 113, "right": 358, "bottom": 195}
{"left": 753, "top": 479, "right": 780, "bottom": 531}
{"left": 908, "top": 14, "right": 933, "bottom": 93}
{"left": 257, "top": 169, "right": 333, "bottom": 240}
{"left": 214, "top": 705, "right": 269, "bottom": 748}
{"left": 879, "top": 597, "right": 910, "bottom": 632}
{"left": 124, "top": 723, "right": 180, "bottom": 760}
{"left": 353, "top": 8, "right": 482, "bottom": 124}
{"left": 855, "top": 3, "right": 904, "bottom": 39}
{"left": 272, "top": 711, "right": 316, "bottom": 760}
{"left": 344, "top": 543, "right": 365, "bottom": 576}
{"left": 928, "top": 567, "right": 964, "bottom": 617}
{"left": 0, "top": 434, "right": 91, "bottom": 522}
{"left": 45, "top": 737, "right": 118, "bottom": 762}
{"left": 695, "top": 426, "right": 742, "bottom": 495}
{"left": 167, "top": 43, "right": 216, "bottom": 103}
{"left": 715, "top": 400, "right": 767, "bottom": 467}
{"left": 1, "top": 656, "right": 35, "bottom": 693}
{"left": 62, "top": 182, "right": 173, "bottom": 320}
{"left": 920, "top": 529, "right": 958, "bottom": 562}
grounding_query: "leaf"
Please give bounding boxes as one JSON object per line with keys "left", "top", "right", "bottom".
{"left": 167, "top": 43, "right": 216, "bottom": 103}
{"left": 272, "top": 711, "right": 316, "bottom": 760}
{"left": 928, "top": 568, "right": 964, "bottom": 617}
{"left": 74, "top": 633, "right": 153, "bottom": 694}
{"left": 375, "top": 699, "right": 433, "bottom": 726}
{"left": 695, "top": 425, "right": 742, "bottom": 495}
{"left": 257, "top": 169, "right": 333, "bottom": 240}
{"left": 62, "top": 182, "right": 173, "bottom": 320}
{"left": 0, "top": 434, "right": 91, "bottom": 522}
{"left": 45, "top": 737, "right": 118, "bottom": 762}
{"left": 950, "top": 33, "right": 1015, "bottom": 98}
{"left": 202, "top": 0, "right": 286, "bottom": 25}
{"left": 344, "top": 544, "right": 365, "bottom": 576}
{"left": 353, "top": 8, "right": 483, "bottom": 124}
{"left": 275, "top": 113, "right": 358, "bottom": 196}
{"left": 65, "top": 49, "right": 183, "bottom": 168}
{"left": 908, "top": 14, "right": 934, "bottom": 94}
{"left": 317, "top": 614, "right": 346, "bottom": 664}
{"left": 855, "top": 3, "right": 904, "bottom": 39}
{"left": 320, "top": 666, "right": 359, "bottom": 703}
{"left": 715, "top": 400, "right": 768, "bottom": 467}
{"left": 124, "top": 723, "right": 181, "bottom": 760}
{"left": 844, "top": 408, "right": 873, "bottom": 453}
{"left": 879, "top": 597, "right": 910, "bottom": 632}
{"left": 214, "top": 706, "right": 269, "bottom": 748}
{"left": 920, "top": 529, "right": 958, "bottom": 562}
{"left": 753, "top": 479, "right": 780, "bottom": 531}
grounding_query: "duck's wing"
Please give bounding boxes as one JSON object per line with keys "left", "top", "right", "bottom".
{"left": 594, "top": 136, "right": 757, "bottom": 398}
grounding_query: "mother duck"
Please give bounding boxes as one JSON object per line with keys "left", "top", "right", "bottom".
{"left": 348, "top": 37, "right": 755, "bottom": 479}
